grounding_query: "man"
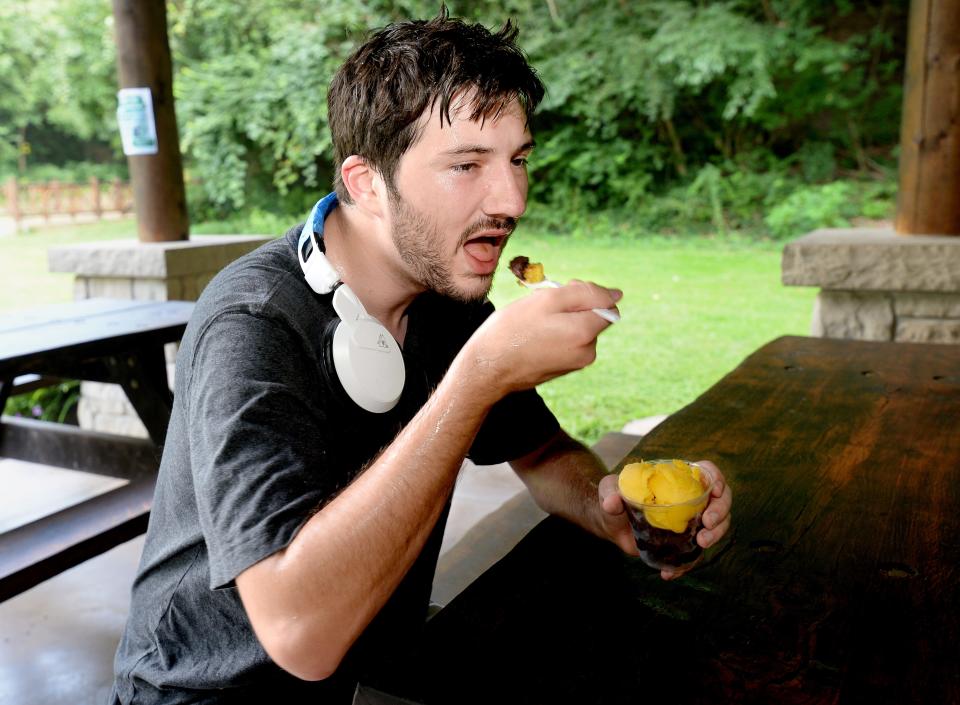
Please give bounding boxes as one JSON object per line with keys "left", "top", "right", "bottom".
{"left": 111, "top": 10, "right": 732, "bottom": 704}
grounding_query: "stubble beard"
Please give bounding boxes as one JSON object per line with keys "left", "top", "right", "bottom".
{"left": 388, "top": 189, "right": 504, "bottom": 304}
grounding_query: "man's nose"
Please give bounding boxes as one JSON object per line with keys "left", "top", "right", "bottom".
{"left": 483, "top": 164, "right": 528, "bottom": 220}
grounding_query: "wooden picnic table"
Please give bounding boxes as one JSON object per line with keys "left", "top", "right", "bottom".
{"left": 374, "top": 335, "right": 960, "bottom": 704}
{"left": 0, "top": 298, "right": 193, "bottom": 600}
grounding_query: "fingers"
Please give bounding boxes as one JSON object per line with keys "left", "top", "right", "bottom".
{"left": 550, "top": 279, "right": 623, "bottom": 316}
{"left": 598, "top": 474, "right": 625, "bottom": 515}
{"left": 698, "top": 513, "right": 731, "bottom": 549}
{"left": 598, "top": 476, "right": 639, "bottom": 556}
{"left": 694, "top": 461, "right": 732, "bottom": 549}
{"left": 694, "top": 460, "right": 726, "bottom": 497}
{"left": 660, "top": 554, "right": 702, "bottom": 580}
{"left": 702, "top": 485, "right": 732, "bottom": 527}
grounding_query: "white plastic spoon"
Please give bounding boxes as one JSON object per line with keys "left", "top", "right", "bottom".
{"left": 518, "top": 277, "right": 621, "bottom": 323}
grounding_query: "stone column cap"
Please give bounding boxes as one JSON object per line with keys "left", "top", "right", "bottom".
{"left": 782, "top": 227, "right": 960, "bottom": 292}
{"left": 48, "top": 234, "right": 273, "bottom": 278}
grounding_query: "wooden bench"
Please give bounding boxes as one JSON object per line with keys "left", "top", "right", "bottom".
{"left": 0, "top": 298, "right": 193, "bottom": 600}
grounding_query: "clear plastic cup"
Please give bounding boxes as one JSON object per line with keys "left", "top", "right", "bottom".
{"left": 618, "top": 459, "right": 711, "bottom": 570}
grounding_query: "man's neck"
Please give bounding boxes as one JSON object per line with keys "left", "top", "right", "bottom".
{"left": 321, "top": 204, "right": 423, "bottom": 344}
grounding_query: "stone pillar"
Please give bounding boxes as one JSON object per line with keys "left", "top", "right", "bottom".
{"left": 782, "top": 228, "right": 960, "bottom": 344}
{"left": 48, "top": 236, "right": 271, "bottom": 437}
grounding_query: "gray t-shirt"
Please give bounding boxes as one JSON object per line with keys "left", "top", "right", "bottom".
{"left": 111, "top": 222, "right": 559, "bottom": 704}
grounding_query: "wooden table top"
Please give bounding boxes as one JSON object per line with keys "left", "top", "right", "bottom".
{"left": 383, "top": 335, "right": 960, "bottom": 704}
{"left": 0, "top": 298, "right": 193, "bottom": 376}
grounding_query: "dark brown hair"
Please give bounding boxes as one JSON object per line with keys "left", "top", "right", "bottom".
{"left": 327, "top": 8, "right": 544, "bottom": 203}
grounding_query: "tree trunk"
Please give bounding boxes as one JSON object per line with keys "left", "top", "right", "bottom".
{"left": 112, "top": 0, "right": 189, "bottom": 242}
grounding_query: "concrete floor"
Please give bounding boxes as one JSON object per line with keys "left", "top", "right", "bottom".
{"left": 0, "top": 459, "right": 529, "bottom": 705}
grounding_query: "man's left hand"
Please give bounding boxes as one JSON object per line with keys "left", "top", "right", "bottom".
{"left": 597, "top": 460, "right": 732, "bottom": 580}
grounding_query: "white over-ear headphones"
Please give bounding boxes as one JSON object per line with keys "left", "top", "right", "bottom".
{"left": 297, "top": 196, "right": 405, "bottom": 414}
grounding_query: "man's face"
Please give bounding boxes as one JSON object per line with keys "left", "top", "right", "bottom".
{"left": 385, "top": 96, "right": 533, "bottom": 302}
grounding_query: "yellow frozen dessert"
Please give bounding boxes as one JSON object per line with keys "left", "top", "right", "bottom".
{"left": 618, "top": 459, "right": 709, "bottom": 533}
{"left": 508, "top": 255, "right": 545, "bottom": 284}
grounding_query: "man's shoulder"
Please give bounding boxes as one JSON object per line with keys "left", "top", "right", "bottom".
{"left": 184, "top": 223, "right": 332, "bottom": 350}
{"left": 203, "top": 224, "right": 302, "bottom": 305}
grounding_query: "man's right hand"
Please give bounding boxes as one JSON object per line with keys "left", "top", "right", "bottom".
{"left": 462, "top": 280, "right": 622, "bottom": 399}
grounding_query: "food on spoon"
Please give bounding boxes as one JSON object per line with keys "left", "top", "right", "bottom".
{"left": 619, "top": 459, "right": 708, "bottom": 533}
{"left": 508, "top": 255, "right": 545, "bottom": 284}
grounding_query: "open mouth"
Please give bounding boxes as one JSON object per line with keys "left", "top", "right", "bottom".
{"left": 463, "top": 232, "right": 508, "bottom": 274}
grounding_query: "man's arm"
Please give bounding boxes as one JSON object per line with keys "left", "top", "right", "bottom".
{"left": 236, "top": 282, "right": 621, "bottom": 681}
{"left": 510, "top": 430, "right": 638, "bottom": 555}
{"left": 511, "top": 430, "right": 733, "bottom": 577}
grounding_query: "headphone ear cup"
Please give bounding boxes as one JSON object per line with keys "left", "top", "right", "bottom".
{"left": 318, "top": 318, "right": 356, "bottom": 411}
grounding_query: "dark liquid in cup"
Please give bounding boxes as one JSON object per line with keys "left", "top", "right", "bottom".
{"left": 626, "top": 508, "right": 702, "bottom": 569}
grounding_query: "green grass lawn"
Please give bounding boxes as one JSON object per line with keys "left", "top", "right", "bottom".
{"left": 490, "top": 232, "right": 817, "bottom": 444}
{"left": 0, "top": 218, "right": 137, "bottom": 312}
{"left": 0, "top": 219, "right": 816, "bottom": 444}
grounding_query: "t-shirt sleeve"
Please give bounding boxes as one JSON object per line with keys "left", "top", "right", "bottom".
{"left": 451, "top": 299, "right": 560, "bottom": 465}
{"left": 467, "top": 388, "right": 560, "bottom": 465}
{"left": 186, "top": 309, "right": 331, "bottom": 589}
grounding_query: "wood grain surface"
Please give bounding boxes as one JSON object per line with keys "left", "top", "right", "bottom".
{"left": 381, "top": 336, "right": 960, "bottom": 704}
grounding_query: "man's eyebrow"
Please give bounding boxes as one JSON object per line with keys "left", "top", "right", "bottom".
{"left": 441, "top": 140, "right": 536, "bottom": 157}
{"left": 442, "top": 144, "right": 495, "bottom": 156}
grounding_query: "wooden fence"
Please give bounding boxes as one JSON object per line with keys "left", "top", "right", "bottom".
{"left": 2, "top": 178, "right": 134, "bottom": 232}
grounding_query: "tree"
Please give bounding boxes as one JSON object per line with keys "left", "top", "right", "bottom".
{"left": 0, "top": 0, "right": 118, "bottom": 173}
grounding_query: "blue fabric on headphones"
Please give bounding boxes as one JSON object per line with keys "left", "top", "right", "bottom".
{"left": 311, "top": 192, "right": 340, "bottom": 237}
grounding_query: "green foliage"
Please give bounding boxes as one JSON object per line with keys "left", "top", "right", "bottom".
{"left": 0, "top": 0, "right": 906, "bottom": 229}
{"left": 0, "top": 0, "right": 119, "bottom": 169}
{"left": 170, "top": 0, "right": 438, "bottom": 216}
{"left": 765, "top": 181, "right": 856, "bottom": 237}
{"left": 3, "top": 381, "right": 81, "bottom": 425}
{"left": 764, "top": 178, "right": 896, "bottom": 238}
{"left": 0, "top": 161, "right": 128, "bottom": 184}
{"left": 190, "top": 208, "right": 294, "bottom": 238}
{"left": 491, "top": 0, "right": 903, "bottom": 210}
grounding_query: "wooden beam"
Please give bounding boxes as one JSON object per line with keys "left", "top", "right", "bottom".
{"left": 896, "top": 0, "right": 960, "bottom": 235}
{"left": 0, "top": 416, "right": 159, "bottom": 480}
{"left": 0, "top": 476, "right": 154, "bottom": 601}
{"left": 112, "top": 0, "right": 189, "bottom": 242}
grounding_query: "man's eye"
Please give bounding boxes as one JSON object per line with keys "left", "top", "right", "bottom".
{"left": 452, "top": 163, "right": 476, "bottom": 173}
{"left": 512, "top": 157, "right": 529, "bottom": 168}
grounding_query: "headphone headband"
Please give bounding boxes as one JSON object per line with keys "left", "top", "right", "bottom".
{"left": 298, "top": 195, "right": 406, "bottom": 414}
{"left": 298, "top": 199, "right": 342, "bottom": 295}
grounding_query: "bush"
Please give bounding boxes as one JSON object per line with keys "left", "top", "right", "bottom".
{"left": 3, "top": 380, "right": 81, "bottom": 424}
{"left": 765, "top": 181, "right": 858, "bottom": 238}
{"left": 0, "top": 160, "right": 127, "bottom": 184}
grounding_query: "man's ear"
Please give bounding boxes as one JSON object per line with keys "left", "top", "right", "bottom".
{"left": 340, "top": 155, "right": 386, "bottom": 218}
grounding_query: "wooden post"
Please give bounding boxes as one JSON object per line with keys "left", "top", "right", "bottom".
{"left": 91, "top": 177, "right": 102, "bottom": 219}
{"left": 4, "top": 179, "right": 19, "bottom": 231}
{"left": 112, "top": 178, "right": 123, "bottom": 213}
{"left": 42, "top": 183, "right": 53, "bottom": 222}
{"left": 895, "top": 0, "right": 960, "bottom": 235}
{"left": 50, "top": 181, "right": 61, "bottom": 222}
{"left": 112, "top": 0, "right": 189, "bottom": 242}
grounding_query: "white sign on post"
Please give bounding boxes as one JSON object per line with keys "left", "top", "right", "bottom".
{"left": 117, "top": 87, "right": 159, "bottom": 156}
